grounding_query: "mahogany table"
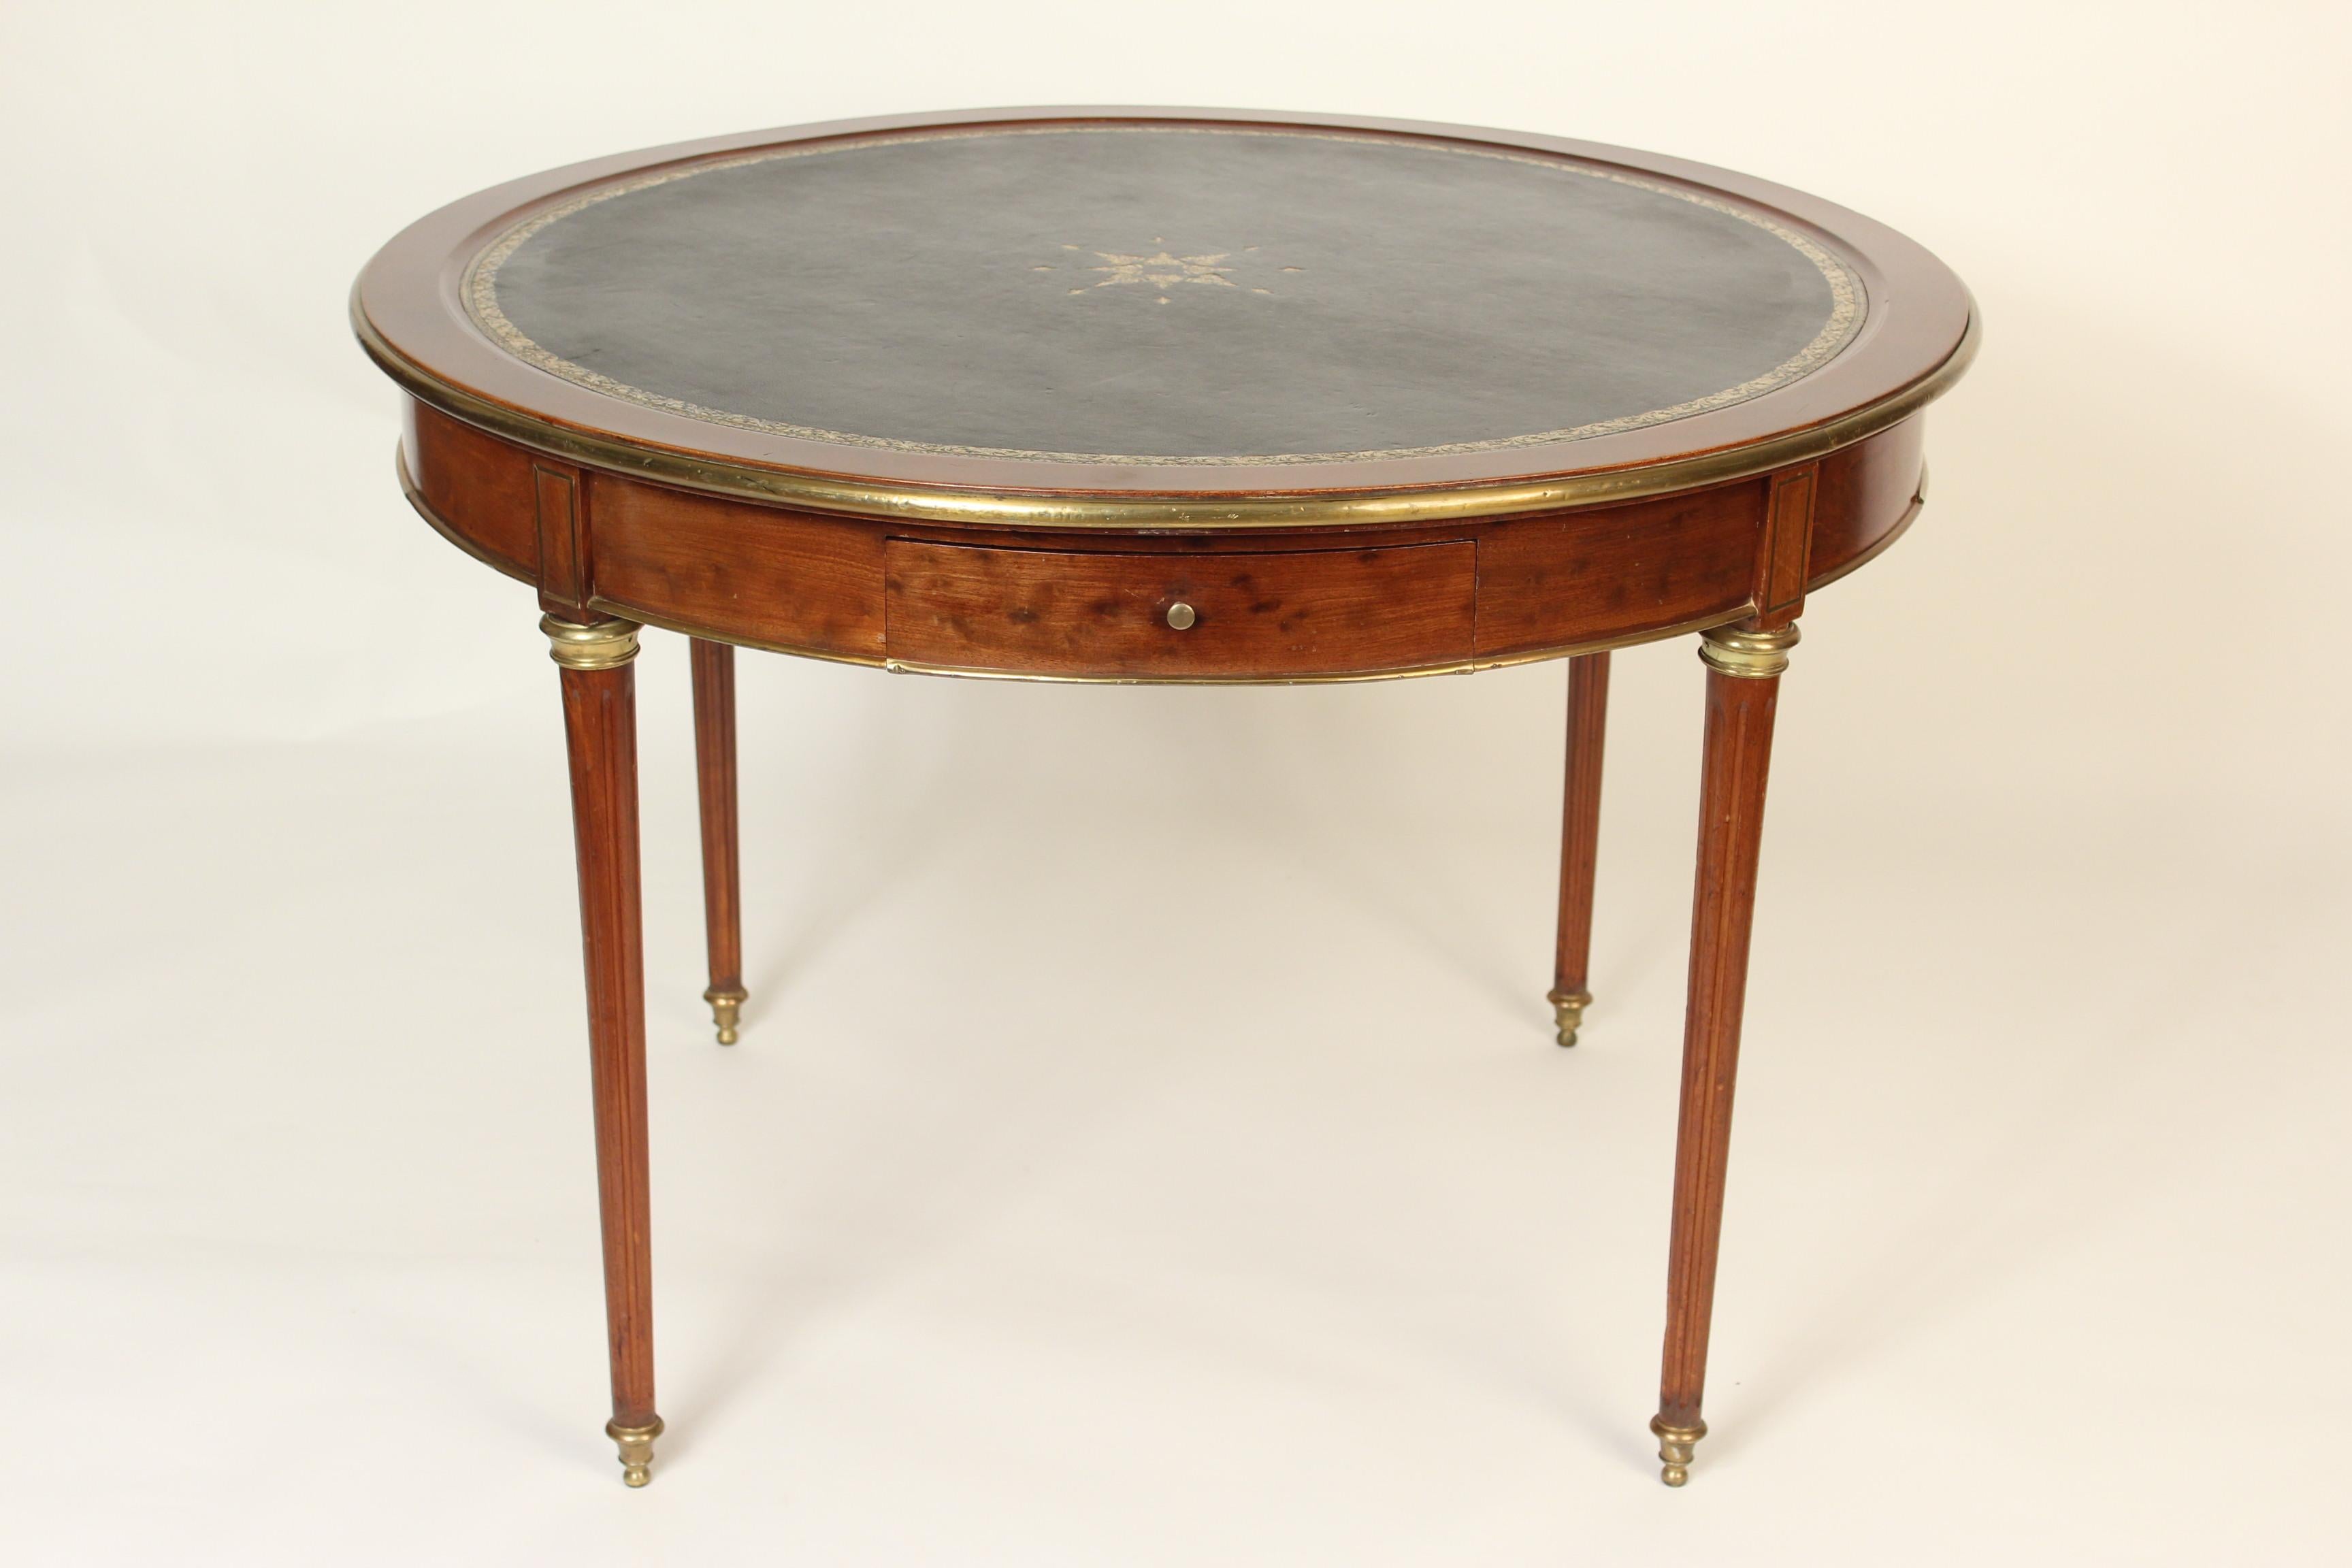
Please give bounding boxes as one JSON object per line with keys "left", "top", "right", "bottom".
{"left": 353, "top": 108, "right": 1974, "bottom": 1490}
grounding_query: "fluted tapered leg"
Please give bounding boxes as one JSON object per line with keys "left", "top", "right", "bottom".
{"left": 546, "top": 614, "right": 663, "bottom": 1488}
{"left": 1652, "top": 621, "right": 1797, "bottom": 1486}
{"left": 1548, "top": 651, "right": 1610, "bottom": 1046}
{"left": 690, "top": 638, "right": 747, "bottom": 1045}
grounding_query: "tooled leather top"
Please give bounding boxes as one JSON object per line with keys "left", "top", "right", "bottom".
{"left": 468, "top": 124, "right": 1861, "bottom": 468}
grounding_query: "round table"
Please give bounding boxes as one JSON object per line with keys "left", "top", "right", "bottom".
{"left": 354, "top": 108, "right": 1976, "bottom": 1490}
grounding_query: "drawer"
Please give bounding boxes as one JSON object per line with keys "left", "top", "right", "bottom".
{"left": 883, "top": 539, "right": 1476, "bottom": 679}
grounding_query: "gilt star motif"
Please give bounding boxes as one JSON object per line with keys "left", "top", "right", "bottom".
{"left": 1085, "top": 249, "right": 1236, "bottom": 291}
{"left": 1036, "top": 241, "right": 1286, "bottom": 302}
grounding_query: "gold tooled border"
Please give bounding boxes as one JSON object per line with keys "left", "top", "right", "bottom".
{"left": 461, "top": 125, "right": 1865, "bottom": 468}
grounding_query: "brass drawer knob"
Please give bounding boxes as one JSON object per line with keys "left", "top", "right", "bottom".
{"left": 1166, "top": 601, "right": 1197, "bottom": 630}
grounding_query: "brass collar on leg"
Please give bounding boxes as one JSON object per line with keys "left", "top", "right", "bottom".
{"left": 542, "top": 615, "right": 642, "bottom": 671}
{"left": 1697, "top": 623, "right": 1799, "bottom": 680}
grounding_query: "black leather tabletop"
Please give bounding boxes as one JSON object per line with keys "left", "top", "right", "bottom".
{"left": 469, "top": 125, "right": 1861, "bottom": 467}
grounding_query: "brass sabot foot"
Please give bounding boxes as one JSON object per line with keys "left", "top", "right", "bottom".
{"left": 607, "top": 1416, "right": 664, "bottom": 1487}
{"left": 1547, "top": 987, "right": 1592, "bottom": 1048}
{"left": 1649, "top": 1416, "right": 1706, "bottom": 1487}
{"left": 704, "top": 986, "right": 747, "bottom": 1047}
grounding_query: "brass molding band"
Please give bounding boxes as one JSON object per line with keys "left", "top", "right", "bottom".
{"left": 542, "top": 615, "right": 641, "bottom": 671}
{"left": 1698, "top": 623, "right": 1799, "bottom": 680}
{"left": 399, "top": 470, "right": 1823, "bottom": 685}
{"left": 606, "top": 1416, "right": 664, "bottom": 1488}
{"left": 880, "top": 655, "right": 1478, "bottom": 685}
{"left": 358, "top": 295, "right": 1979, "bottom": 532}
{"left": 611, "top": 596, "right": 1750, "bottom": 688}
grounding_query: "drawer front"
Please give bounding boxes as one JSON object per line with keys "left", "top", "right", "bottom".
{"left": 884, "top": 540, "right": 1476, "bottom": 679}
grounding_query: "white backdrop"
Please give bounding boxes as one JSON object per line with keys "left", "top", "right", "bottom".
{"left": 4, "top": 2, "right": 2347, "bottom": 1561}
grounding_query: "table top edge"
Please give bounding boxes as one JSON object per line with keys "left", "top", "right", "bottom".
{"left": 355, "top": 107, "right": 1978, "bottom": 529}
{"left": 361, "top": 294, "right": 1974, "bottom": 529}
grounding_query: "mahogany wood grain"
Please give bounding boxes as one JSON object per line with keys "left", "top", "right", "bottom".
{"left": 534, "top": 459, "right": 589, "bottom": 611}
{"left": 1471, "top": 483, "right": 1760, "bottom": 659}
{"left": 1809, "top": 415, "right": 1926, "bottom": 585}
{"left": 883, "top": 539, "right": 1477, "bottom": 678}
{"left": 1656, "top": 656, "right": 1783, "bottom": 1435}
{"left": 402, "top": 401, "right": 536, "bottom": 580}
{"left": 557, "top": 652, "right": 659, "bottom": 1431}
{"left": 690, "top": 639, "right": 745, "bottom": 1025}
{"left": 1551, "top": 653, "right": 1611, "bottom": 1025}
{"left": 397, "top": 404, "right": 1927, "bottom": 674}
{"left": 1757, "top": 466, "right": 1818, "bottom": 619}
{"left": 587, "top": 476, "right": 886, "bottom": 659}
